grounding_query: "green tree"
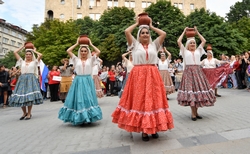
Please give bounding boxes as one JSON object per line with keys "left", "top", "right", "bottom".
{"left": 205, "top": 23, "right": 247, "bottom": 57}
{"left": 0, "top": 51, "right": 24, "bottom": 69}
{"left": 226, "top": 0, "right": 250, "bottom": 23}
{"left": 96, "top": 7, "right": 135, "bottom": 62}
{"left": 26, "top": 19, "right": 80, "bottom": 66}
{"left": 145, "top": 0, "right": 186, "bottom": 58}
{"left": 232, "top": 17, "right": 250, "bottom": 50}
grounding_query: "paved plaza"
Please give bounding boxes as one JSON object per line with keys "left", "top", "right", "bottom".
{"left": 0, "top": 88, "right": 250, "bottom": 154}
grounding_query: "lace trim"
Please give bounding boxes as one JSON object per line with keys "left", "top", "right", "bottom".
{"left": 178, "top": 89, "right": 214, "bottom": 93}
{"left": 12, "top": 91, "right": 41, "bottom": 97}
{"left": 117, "top": 105, "right": 170, "bottom": 116}
{"left": 61, "top": 105, "right": 100, "bottom": 113}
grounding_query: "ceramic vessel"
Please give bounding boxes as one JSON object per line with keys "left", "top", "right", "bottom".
{"left": 24, "top": 42, "right": 34, "bottom": 49}
{"left": 138, "top": 12, "right": 150, "bottom": 25}
{"left": 185, "top": 28, "right": 196, "bottom": 38}
{"left": 79, "top": 35, "right": 89, "bottom": 45}
{"left": 206, "top": 44, "right": 212, "bottom": 50}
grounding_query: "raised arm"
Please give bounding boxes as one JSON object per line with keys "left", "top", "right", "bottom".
{"left": 89, "top": 39, "right": 101, "bottom": 57}
{"left": 122, "top": 50, "right": 132, "bottom": 60}
{"left": 194, "top": 26, "right": 206, "bottom": 47}
{"left": 67, "top": 38, "right": 79, "bottom": 58}
{"left": 177, "top": 27, "right": 188, "bottom": 48}
{"left": 13, "top": 46, "right": 24, "bottom": 61}
{"left": 163, "top": 47, "right": 171, "bottom": 60}
{"left": 33, "top": 47, "right": 42, "bottom": 62}
{"left": 149, "top": 18, "right": 166, "bottom": 45}
{"left": 125, "top": 17, "right": 139, "bottom": 46}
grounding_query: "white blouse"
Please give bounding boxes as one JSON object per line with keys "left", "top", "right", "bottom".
{"left": 71, "top": 54, "right": 96, "bottom": 75}
{"left": 17, "top": 58, "right": 38, "bottom": 74}
{"left": 201, "top": 58, "right": 220, "bottom": 68}
{"left": 130, "top": 37, "right": 161, "bottom": 65}
{"left": 180, "top": 44, "right": 206, "bottom": 65}
{"left": 124, "top": 59, "right": 134, "bottom": 73}
{"left": 158, "top": 59, "right": 170, "bottom": 70}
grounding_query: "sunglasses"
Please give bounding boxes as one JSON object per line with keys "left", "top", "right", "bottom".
{"left": 141, "top": 32, "right": 149, "bottom": 35}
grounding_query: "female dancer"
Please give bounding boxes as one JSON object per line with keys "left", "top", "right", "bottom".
{"left": 158, "top": 47, "right": 175, "bottom": 97}
{"left": 177, "top": 27, "right": 216, "bottom": 121}
{"left": 9, "top": 46, "right": 43, "bottom": 120}
{"left": 118, "top": 50, "right": 134, "bottom": 98}
{"left": 92, "top": 56, "right": 104, "bottom": 98}
{"left": 58, "top": 37, "right": 102, "bottom": 125}
{"left": 112, "top": 16, "right": 174, "bottom": 141}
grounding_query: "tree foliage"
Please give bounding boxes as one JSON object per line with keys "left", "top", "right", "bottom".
{"left": 145, "top": 0, "right": 185, "bottom": 58}
{"left": 226, "top": 0, "right": 250, "bottom": 23}
{"left": 96, "top": 7, "right": 135, "bottom": 62}
{"left": 26, "top": 19, "right": 80, "bottom": 66}
{"left": 0, "top": 51, "right": 24, "bottom": 69}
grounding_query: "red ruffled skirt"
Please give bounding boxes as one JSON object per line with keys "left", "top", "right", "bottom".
{"left": 177, "top": 65, "right": 216, "bottom": 107}
{"left": 112, "top": 65, "right": 174, "bottom": 134}
{"left": 202, "top": 64, "right": 232, "bottom": 89}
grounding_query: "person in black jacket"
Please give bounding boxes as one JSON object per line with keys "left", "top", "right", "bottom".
{"left": 0, "top": 64, "right": 10, "bottom": 108}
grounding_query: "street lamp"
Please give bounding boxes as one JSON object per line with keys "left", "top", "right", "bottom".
{"left": 0, "top": 0, "right": 4, "bottom": 4}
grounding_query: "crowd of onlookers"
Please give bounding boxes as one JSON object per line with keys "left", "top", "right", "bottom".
{"left": 1, "top": 50, "right": 250, "bottom": 106}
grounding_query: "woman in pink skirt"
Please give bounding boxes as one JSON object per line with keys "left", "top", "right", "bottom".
{"left": 112, "top": 16, "right": 174, "bottom": 142}
{"left": 177, "top": 27, "right": 216, "bottom": 121}
{"left": 158, "top": 47, "right": 175, "bottom": 97}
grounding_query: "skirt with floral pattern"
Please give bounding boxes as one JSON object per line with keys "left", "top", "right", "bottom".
{"left": 177, "top": 65, "right": 216, "bottom": 107}
{"left": 9, "top": 73, "right": 43, "bottom": 107}
{"left": 112, "top": 65, "right": 174, "bottom": 134}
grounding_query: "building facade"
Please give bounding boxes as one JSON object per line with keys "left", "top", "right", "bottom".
{"left": 0, "top": 19, "right": 28, "bottom": 59}
{"left": 45, "top": 0, "right": 206, "bottom": 21}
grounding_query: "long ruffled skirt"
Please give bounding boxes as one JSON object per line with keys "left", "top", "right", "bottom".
{"left": 93, "top": 75, "right": 104, "bottom": 98}
{"left": 202, "top": 64, "right": 232, "bottom": 89}
{"left": 112, "top": 65, "right": 174, "bottom": 134}
{"left": 159, "top": 70, "right": 175, "bottom": 94}
{"left": 58, "top": 75, "right": 102, "bottom": 125}
{"left": 9, "top": 73, "right": 43, "bottom": 107}
{"left": 177, "top": 65, "right": 216, "bottom": 107}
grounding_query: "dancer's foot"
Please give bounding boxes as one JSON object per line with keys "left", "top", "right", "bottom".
{"left": 142, "top": 133, "right": 149, "bottom": 141}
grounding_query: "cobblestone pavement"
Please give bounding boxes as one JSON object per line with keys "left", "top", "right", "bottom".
{"left": 0, "top": 88, "right": 249, "bottom": 154}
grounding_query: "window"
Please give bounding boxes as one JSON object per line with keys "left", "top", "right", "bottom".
{"left": 3, "top": 48, "right": 8, "bottom": 54}
{"left": 190, "top": 3, "right": 194, "bottom": 10}
{"left": 60, "top": 14, "right": 65, "bottom": 19}
{"left": 90, "top": 0, "right": 95, "bottom": 6}
{"left": 125, "top": 1, "right": 129, "bottom": 7}
{"left": 142, "top": 1, "right": 147, "bottom": 8}
{"left": 147, "top": 2, "right": 151, "bottom": 7}
{"left": 130, "top": 1, "right": 135, "bottom": 8}
{"left": 78, "top": 0, "right": 82, "bottom": 6}
{"left": 18, "top": 42, "right": 22, "bottom": 47}
{"left": 89, "top": 13, "right": 95, "bottom": 20}
{"left": 4, "top": 28, "right": 9, "bottom": 33}
{"left": 11, "top": 40, "right": 16, "bottom": 46}
{"left": 114, "top": 0, "right": 118, "bottom": 7}
{"left": 107, "top": 0, "right": 112, "bottom": 7}
{"left": 179, "top": 3, "right": 183, "bottom": 9}
{"left": 96, "top": 14, "right": 101, "bottom": 20}
{"left": 174, "top": 3, "right": 178, "bottom": 7}
{"left": 96, "top": 0, "right": 101, "bottom": 6}
{"left": 3, "top": 37, "right": 9, "bottom": 44}
{"left": 18, "top": 34, "right": 22, "bottom": 39}
{"left": 12, "top": 31, "right": 16, "bottom": 36}
{"left": 61, "top": 0, "right": 65, "bottom": 5}
{"left": 77, "top": 13, "right": 83, "bottom": 19}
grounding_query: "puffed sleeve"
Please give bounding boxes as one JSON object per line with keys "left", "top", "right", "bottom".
{"left": 197, "top": 44, "right": 206, "bottom": 57}
{"left": 15, "top": 57, "right": 23, "bottom": 68}
{"left": 214, "top": 58, "right": 221, "bottom": 65}
{"left": 128, "top": 36, "right": 138, "bottom": 52}
{"left": 179, "top": 44, "right": 185, "bottom": 57}
{"left": 153, "top": 38, "right": 161, "bottom": 52}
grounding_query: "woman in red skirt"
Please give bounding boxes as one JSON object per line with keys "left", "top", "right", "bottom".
{"left": 112, "top": 16, "right": 174, "bottom": 142}
{"left": 177, "top": 27, "right": 216, "bottom": 121}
